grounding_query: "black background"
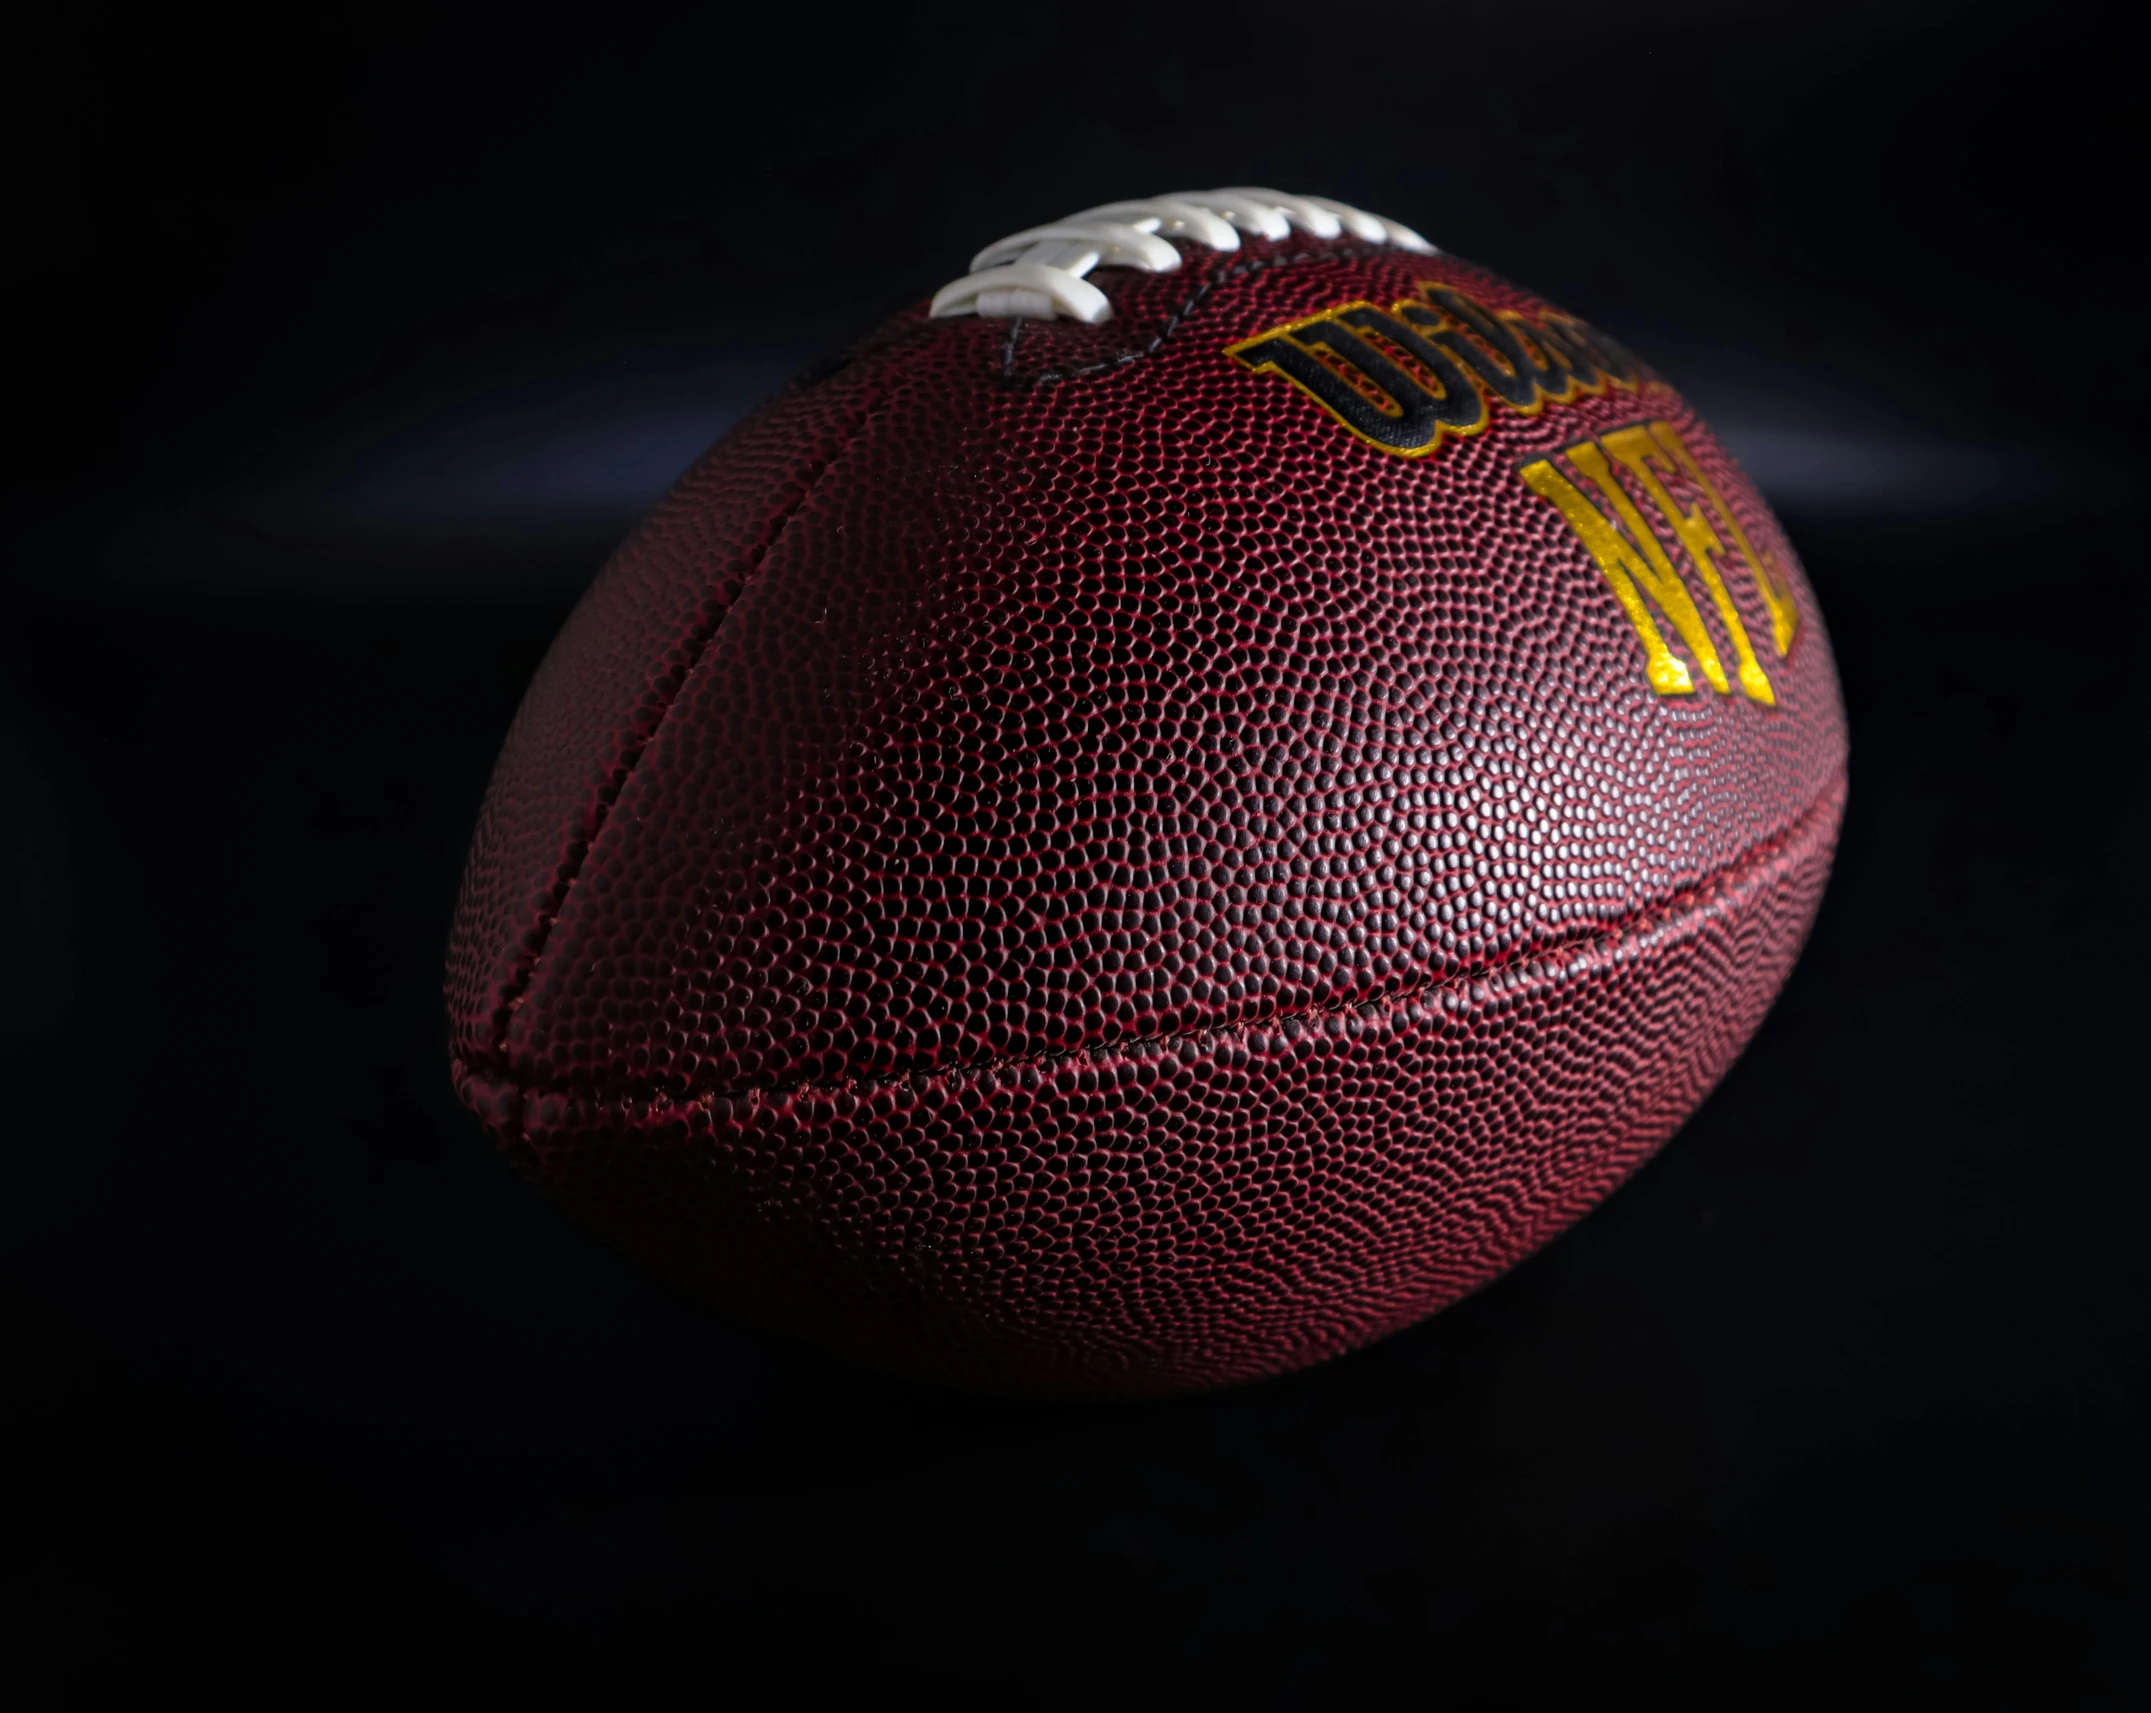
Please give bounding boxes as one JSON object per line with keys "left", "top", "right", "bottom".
{"left": 4, "top": 2, "right": 2142, "bottom": 1704}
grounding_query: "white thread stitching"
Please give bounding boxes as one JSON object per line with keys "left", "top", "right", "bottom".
{"left": 929, "top": 188, "right": 1438, "bottom": 326}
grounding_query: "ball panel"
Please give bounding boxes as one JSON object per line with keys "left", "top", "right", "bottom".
{"left": 483, "top": 248, "right": 1842, "bottom": 1104}
{"left": 457, "top": 775, "right": 1838, "bottom": 1397}
{"left": 445, "top": 369, "right": 887, "bottom": 1068}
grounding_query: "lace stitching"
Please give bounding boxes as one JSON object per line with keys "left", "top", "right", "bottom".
{"left": 930, "top": 188, "right": 1436, "bottom": 326}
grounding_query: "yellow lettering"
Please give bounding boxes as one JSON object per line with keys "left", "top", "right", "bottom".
{"left": 1558, "top": 438, "right": 1737, "bottom": 695}
{"left": 1519, "top": 457, "right": 1698, "bottom": 696}
{"left": 1600, "top": 425, "right": 1773, "bottom": 705}
{"left": 1648, "top": 422, "right": 1799, "bottom": 657}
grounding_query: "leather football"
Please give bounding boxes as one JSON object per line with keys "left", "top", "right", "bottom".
{"left": 447, "top": 189, "right": 1846, "bottom": 1398}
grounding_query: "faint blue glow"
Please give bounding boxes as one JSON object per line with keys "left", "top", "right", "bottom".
{"left": 290, "top": 398, "right": 2049, "bottom": 530}
{"left": 147, "top": 357, "right": 809, "bottom": 592}
{"left": 287, "top": 381, "right": 2060, "bottom": 529}
{"left": 1709, "top": 425, "right": 2044, "bottom": 515}
{"left": 303, "top": 358, "right": 802, "bottom": 530}
{"left": 134, "top": 352, "right": 2095, "bottom": 596}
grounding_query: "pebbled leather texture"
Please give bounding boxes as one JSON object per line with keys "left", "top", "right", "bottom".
{"left": 447, "top": 232, "right": 1847, "bottom": 1397}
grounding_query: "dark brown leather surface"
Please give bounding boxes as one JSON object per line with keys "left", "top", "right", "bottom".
{"left": 448, "top": 230, "right": 1846, "bottom": 1395}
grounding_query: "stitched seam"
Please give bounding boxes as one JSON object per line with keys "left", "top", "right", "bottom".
{"left": 486, "top": 392, "right": 886, "bottom": 1063}
{"left": 471, "top": 778, "right": 1843, "bottom": 1114}
{"left": 998, "top": 241, "right": 1464, "bottom": 390}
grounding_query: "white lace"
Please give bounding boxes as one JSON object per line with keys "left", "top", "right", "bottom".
{"left": 929, "top": 188, "right": 1437, "bottom": 326}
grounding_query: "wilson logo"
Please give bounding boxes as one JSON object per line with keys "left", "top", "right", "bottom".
{"left": 1522, "top": 423, "right": 1799, "bottom": 704}
{"left": 1227, "top": 285, "right": 1797, "bottom": 705}
{"left": 1225, "top": 282, "right": 1653, "bottom": 456}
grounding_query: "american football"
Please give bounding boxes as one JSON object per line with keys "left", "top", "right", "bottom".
{"left": 446, "top": 187, "right": 1846, "bottom": 1398}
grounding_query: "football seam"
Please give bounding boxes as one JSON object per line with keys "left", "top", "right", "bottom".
{"left": 466, "top": 771, "right": 1844, "bottom": 1117}
{"left": 1000, "top": 242, "right": 1490, "bottom": 389}
{"left": 486, "top": 389, "right": 890, "bottom": 1064}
